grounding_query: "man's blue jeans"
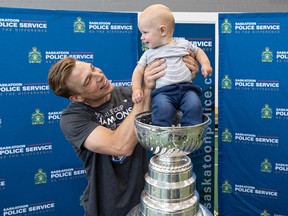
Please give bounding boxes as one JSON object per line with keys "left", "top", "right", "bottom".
{"left": 151, "top": 82, "right": 202, "bottom": 127}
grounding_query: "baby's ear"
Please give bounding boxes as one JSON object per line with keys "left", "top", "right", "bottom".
{"left": 159, "top": 25, "right": 168, "bottom": 36}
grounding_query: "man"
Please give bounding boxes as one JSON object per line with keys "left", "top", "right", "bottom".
{"left": 48, "top": 55, "right": 199, "bottom": 216}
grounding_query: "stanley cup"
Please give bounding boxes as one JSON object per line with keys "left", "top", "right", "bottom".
{"left": 132, "top": 111, "right": 212, "bottom": 216}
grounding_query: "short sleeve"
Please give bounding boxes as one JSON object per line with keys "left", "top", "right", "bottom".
{"left": 60, "top": 104, "right": 98, "bottom": 152}
{"left": 137, "top": 51, "right": 148, "bottom": 66}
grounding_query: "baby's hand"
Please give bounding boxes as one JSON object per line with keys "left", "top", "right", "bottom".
{"left": 201, "top": 64, "right": 213, "bottom": 78}
{"left": 132, "top": 89, "right": 144, "bottom": 104}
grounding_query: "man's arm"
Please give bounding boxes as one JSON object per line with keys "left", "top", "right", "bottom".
{"left": 83, "top": 103, "right": 144, "bottom": 156}
{"left": 83, "top": 60, "right": 165, "bottom": 157}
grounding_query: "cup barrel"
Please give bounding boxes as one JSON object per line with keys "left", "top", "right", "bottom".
{"left": 134, "top": 111, "right": 210, "bottom": 156}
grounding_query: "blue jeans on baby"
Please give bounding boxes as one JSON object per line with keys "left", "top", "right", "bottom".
{"left": 151, "top": 82, "right": 202, "bottom": 127}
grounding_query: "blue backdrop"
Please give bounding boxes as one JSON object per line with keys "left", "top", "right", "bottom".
{"left": 0, "top": 7, "right": 138, "bottom": 216}
{"left": 218, "top": 13, "right": 288, "bottom": 215}
{"left": 0, "top": 7, "right": 215, "bottom": 216}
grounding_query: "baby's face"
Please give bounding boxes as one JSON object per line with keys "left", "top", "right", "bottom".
{"left": 138, "top": 19, "right": 163, "bottom": 49}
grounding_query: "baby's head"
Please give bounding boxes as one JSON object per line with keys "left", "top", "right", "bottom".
{"left": 138, "top": 4, "right": 175, "bottom": 49}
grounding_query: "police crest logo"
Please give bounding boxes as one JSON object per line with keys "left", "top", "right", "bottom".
{"left": 28, "top": 47, "right": 42, "bottom": 63}
{"left": 74, "top": 17, "right": 85, "bottom": 33}
{"left": 221, "top": 75, "right": 232, "bottom": 89}
{"left": 221, "top": 180, "right": 232, "bottom": 193}
{"left": 141, "top": 43, "right": 149, "bottom": 52}
{"left": 221, "top": 18, "right": 232, "bottom": 34}
{"left": 262, "top": 47, "right": 273, "bottom": 62}
{"left": 261, "top": 104, "right": 272, "bottom": 119}
{"left": 34, "top": 168, "right": 47, "bottom": 184}
{"left": 261, "top": 209, "right": 270, "bottom": 216}
{"left": 222, "top": 128, "right": 232, "bottom": 142}
{"left": 261, "top": 158, "right": 272, "bottom": 173}
{"left": 32, "top": 109, "right": 45, "bottom": 125}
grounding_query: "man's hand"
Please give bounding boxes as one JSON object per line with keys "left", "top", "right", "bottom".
{"left": 143, "top": 58, "right": 166, "bottom": 90}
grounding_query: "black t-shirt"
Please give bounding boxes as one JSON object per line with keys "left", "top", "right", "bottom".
{"left": 60, "top": 86, "right": 148, "bottom": 216}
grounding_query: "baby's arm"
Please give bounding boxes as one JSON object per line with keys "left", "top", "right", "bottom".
{"left": 132, "top": 64, "right": 145, "bottom": 103}
{"left": 195, "top": 48, "right": 213, "bottom": 78}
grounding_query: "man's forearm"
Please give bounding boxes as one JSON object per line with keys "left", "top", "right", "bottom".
{"left": 111, "top": 104, "right": 141, "bottom": 156}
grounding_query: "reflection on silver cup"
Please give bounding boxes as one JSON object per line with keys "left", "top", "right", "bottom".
{"left": 135, "top": 111, "right": 209, "bottom": 157}
{"left": 132, "top": 111, "right": 212, "bottom": 216}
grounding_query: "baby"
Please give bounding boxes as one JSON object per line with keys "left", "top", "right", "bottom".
{"left": 132, "top": 4, "right": 212, "bottom": 126}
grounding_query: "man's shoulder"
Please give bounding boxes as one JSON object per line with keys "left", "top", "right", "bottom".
{"left": 61, "top": 102, "right": 91, "bottom": 116}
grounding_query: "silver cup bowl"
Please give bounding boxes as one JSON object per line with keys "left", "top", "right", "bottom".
{"left": 134, "top": 111, "right": 210, "bottom": 157}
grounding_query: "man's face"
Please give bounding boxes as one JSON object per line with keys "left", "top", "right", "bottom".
{"left": 67, "top": 61, "right": 114, "bottom": 106}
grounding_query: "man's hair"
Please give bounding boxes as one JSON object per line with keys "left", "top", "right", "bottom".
{"left": 48, "top": 57, "right": 77, "bottom": 99}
